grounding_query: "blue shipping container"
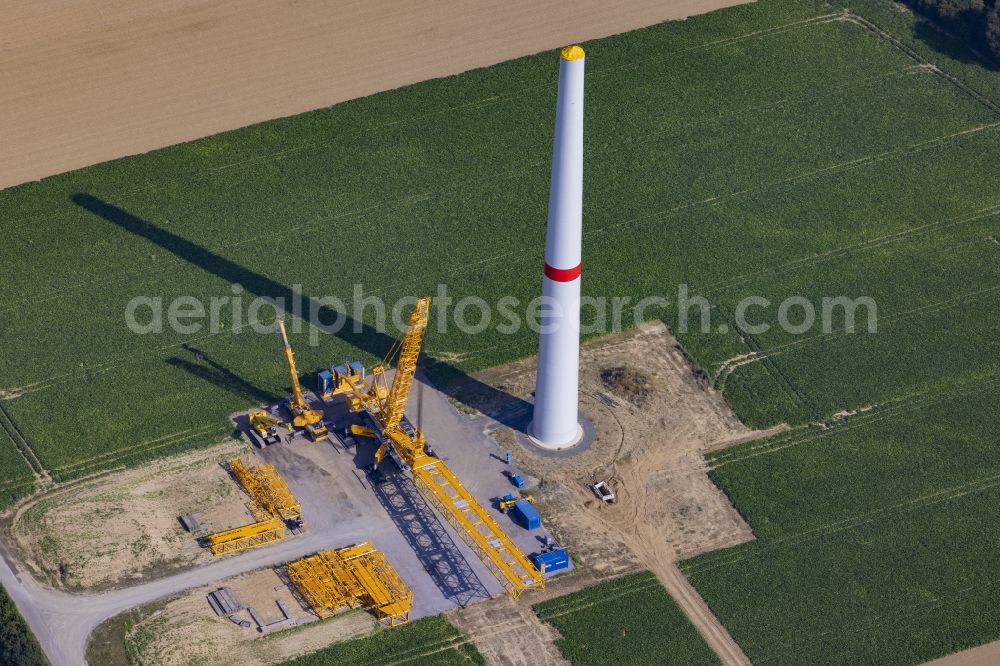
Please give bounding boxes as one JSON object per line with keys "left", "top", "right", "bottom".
{"left": 511, "top": 500, "right": 541, "bottom": 530}
{"left": 317, "top": 370, "right": 334, "bottom": 397}
{"left": 533, "top": 549, "right": 569, "bottom": 573}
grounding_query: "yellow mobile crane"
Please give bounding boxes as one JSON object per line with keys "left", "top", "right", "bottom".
{"left": 276, "top": 319, "right": 329, "bottom": 442}
{"left": 333, "top": 297, "right": 545, "bottom": 599}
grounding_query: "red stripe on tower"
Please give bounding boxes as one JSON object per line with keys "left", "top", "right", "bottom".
{"left": 543, "top": 262, "right": 582, "bottom": 282}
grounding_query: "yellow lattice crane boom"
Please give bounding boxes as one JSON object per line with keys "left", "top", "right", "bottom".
{"left": 333, "top": 296, "right": 545, "bottom": 599}
{"left": 276, "top": 319, "right": 329, "bottom": 441}
{"left": 382, "top": 297, "right": 430, "bottom": 432}
{"left": 370, "top": 297, "right": 431, "bottom": 466}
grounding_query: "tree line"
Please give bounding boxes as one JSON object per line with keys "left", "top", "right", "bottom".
{"left": 908, "top": 0, "right": 1000, "bottom": 60}
{"left": 0, "top": 585, "right": 46, "bottom": 666}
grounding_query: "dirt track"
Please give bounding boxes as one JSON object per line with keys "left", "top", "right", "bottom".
{"left": 1, "top": 0, "right": 751, "bottom": 190}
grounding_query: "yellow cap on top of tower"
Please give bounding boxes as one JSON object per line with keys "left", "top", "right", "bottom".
{"left": 560, "top": 45, "right": 585, "bottom": 61}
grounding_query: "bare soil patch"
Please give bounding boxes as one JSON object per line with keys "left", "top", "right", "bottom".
{"left": 600, "top": 364, "right": 656, "bottom": 406}
{"left": 1, "top": 0, "right": 751, "bottom": 189}
{"left": 8, "top": 438, "right": 254, "bottom": 590}
{"left": 449, "top": 594, "right": 570, "bottom": 666}
{"left": 110, "top": 568, "right": 374, "bottom": 666}
{"left": 470, "top": 323, "right": 760, "bottom": 569}
{"left": 925, "top": 641, "right": 1000, "bottom": 666}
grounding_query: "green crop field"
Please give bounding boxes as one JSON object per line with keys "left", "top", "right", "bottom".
{"left": 1, "top": 0, "right": 1000, "bottom": 660}
{"left": 667, "top": 3, "right": 1000, "bottom": 664}
{"left": 683, "top": 381, "right": 1000, "bottom": 664}
{"left": 0, "top": 0, "right": 995, "bottom": 485}
{"left": 282, "top": 616, "right": 482, "bottom": 666}
{"left": 0, "top": 407, "right": 40, "bottom": 507}
{"left": 0, "top": 0, "right": 991, "bottom": 483}
{"left": 534, "top": 572, "right": 720, "bottom": 665}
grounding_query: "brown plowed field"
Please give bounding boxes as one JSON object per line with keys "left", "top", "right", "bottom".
{"left": 1, "top": 0, "right": 750, "bottom": 190}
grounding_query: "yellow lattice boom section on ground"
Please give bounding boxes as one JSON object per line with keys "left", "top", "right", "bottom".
{"left": 412, "top": 458, "right": 544, "bottom": 599}
{"left": 230, "top": 457, "right": 302, "bottom": 523}
{"left": 287, "top": 542, "right": 412, "bottom": 627}
{"left": 286, "top": 553, "right": 355, "bottom": 619}
{"left": 205, "top": 458, "right": 301, "bottom": 556}
{"left": 208, "top": 517, "right": 285, "bottom": 555}
{"left": 246, "top": 500, "right": 272, "bottom": 523}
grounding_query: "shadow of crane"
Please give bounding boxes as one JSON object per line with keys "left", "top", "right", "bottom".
{"left": 72, "top": 193, "right": 532, "bottom": 428}
{"left": 369, "top": 462, "right": 491, "bottom": 607}
{"left": 165, "top": 344, "right": 280, "bottom": 405}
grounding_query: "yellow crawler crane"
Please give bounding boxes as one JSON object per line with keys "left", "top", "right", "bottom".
{"left": 334, "top": 297, "right": 545, "bottom": 599}
{"left": 287, "top": 542, "right": 412, "bottom": 627}
{"left": 276, "top": 319, "right": 329, "bottom": 442}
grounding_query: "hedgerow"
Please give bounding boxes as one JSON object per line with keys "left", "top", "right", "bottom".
{"left": 0, "top": 584, "right": 46, "bottom": 666}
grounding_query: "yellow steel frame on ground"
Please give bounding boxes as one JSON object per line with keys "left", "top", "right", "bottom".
{"left": 287, "top": 553, "right": 355, "bottom": 619}
{"left": 287, "top": 542, "right": 412, "bottom": 627}
{"left": 208, "top": 517, "right": 285, "bottom": 555}
{"left": 251, "top": 463, "right": 302, "bottom": 522}
{"left": 339, "top": 543, "right": 412, "bottom": 626}
{"left": 206, "top": 458, "right": 301, "bottom": 556}
{"left": 413, "top": 460, "right": 544, "bottom": 598}
{"left": 247, "top": 500, "right": 272, "bottom": 523}
{"left": 230, "top": 457, "right": 302, "bottom": 523}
